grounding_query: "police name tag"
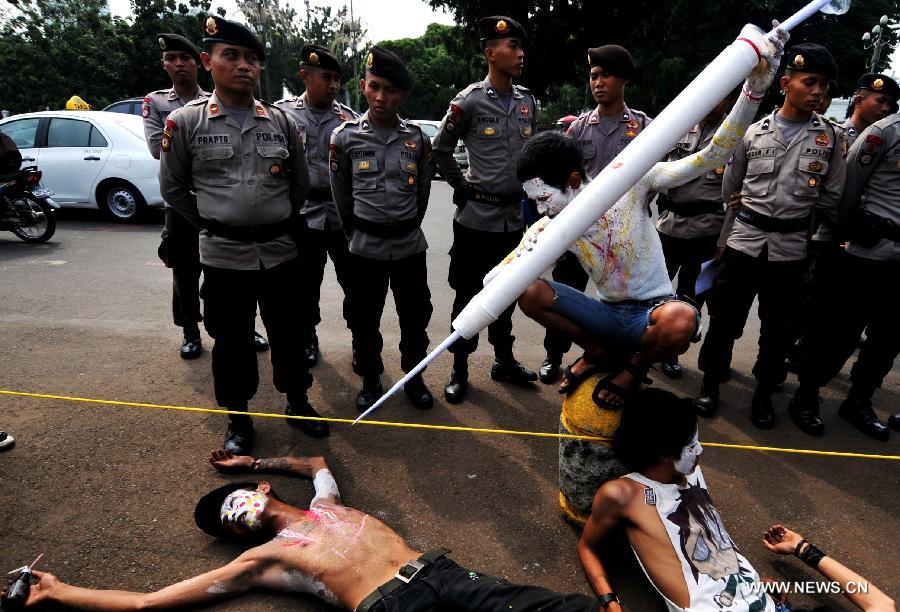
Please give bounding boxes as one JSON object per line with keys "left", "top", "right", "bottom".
{"left": 196, "top": 134, "right": 231, "bottom": 145}
{"left": 747, "top": 147, "right": 776, "bottom": 160}
{"left": 256, "top": 132, "right": 286, "bottom": 144}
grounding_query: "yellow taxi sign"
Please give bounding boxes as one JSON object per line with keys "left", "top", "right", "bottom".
{"left": 65, "top": 96, "right": 91, "bottom": 110}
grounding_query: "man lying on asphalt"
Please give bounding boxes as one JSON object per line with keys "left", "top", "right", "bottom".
{"left": 5, "top": 450, "right": 601, "bottom": 611}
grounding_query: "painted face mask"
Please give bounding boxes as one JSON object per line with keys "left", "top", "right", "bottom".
{"left": 674, "top": 429, "right": 703, "bottom": 475}
{"left": 220, "top": 489, "right": 269, "bottom": 531}
{"left": 522, "top": 177, "right": 582, "bottom": 217}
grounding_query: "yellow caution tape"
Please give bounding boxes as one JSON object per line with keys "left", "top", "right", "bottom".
{"left": 1, "top": 389, "right": 898, "bottom": 461}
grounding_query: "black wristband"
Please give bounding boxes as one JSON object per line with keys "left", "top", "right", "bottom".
{"left": 597, "top": 593, "right": 619, "bottom": 608}
{"left": 799, "top": 542, "right": 826, "bottom": 569}
{"left": 794, "top": 539, "right": 808, "bottom": 558}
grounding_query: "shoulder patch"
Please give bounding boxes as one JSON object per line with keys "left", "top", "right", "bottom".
{"left": 185, "top": 98, "right": 206, "bottom": 107}
{"left": 457, "top": 82, "right": 484, "bottom": 99}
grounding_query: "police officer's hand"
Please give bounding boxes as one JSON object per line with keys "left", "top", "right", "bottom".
{"left": 452, "top": 182, "right": 474, "bottom": 207}
{"left": 746, "top": 20, "right": 789, "bottom": 94}
{"left": 727, "top": 191, "right": 742, "bottom": 210}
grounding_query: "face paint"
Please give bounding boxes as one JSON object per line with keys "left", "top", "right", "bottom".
{"left": 220, "top": 489, "right": 269, "bottom": 531}
{"left": 674, "top": 429, "right": 703, "bottom": 475}
{"left": 522, "top": 177, "right": 582, "bottom": 217}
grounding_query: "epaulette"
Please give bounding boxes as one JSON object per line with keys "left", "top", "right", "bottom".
{"left": 513, "top": 83, "right": 531, "bottom": 92}
{"left": 337, "top": 102, "right": 359, "bottom": 118}
{"left": 332, "top": 117, "right": 361, "bottom": 136}
{"left": 456, "top": 82, "right": 484, "bottom": 99}
{"left": 150, "top": 89, "right": 170, "bottom": 95}
{"left": 184, "top": 98, "right": 206, "bottom": 107}
{"left": 274, "top": 97, "right": 297, "bottom": 105}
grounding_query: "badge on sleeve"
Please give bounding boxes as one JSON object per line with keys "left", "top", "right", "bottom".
{"left": 142, "top": 96, "right": 152, "bottom": 118}
{"left": 161, "top": 137, "right": 170, "bottom": 153}
{"left": 815, "top": 131, "right": 830, "bottom": 146}
{"left": 329, "top": 143, "right": 340, "bottom": 172}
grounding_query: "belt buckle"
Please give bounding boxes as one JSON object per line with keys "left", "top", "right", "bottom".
{"left": 395, "top": 559, "right": 425, "bottom": 584}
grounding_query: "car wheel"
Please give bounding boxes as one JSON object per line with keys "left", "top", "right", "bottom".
{"left": 101, "top": 182, "right": 145, "bottom": 223}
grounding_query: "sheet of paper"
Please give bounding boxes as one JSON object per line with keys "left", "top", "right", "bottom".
{"left": 695, "top": 258, "right": 720, "bottom": 295}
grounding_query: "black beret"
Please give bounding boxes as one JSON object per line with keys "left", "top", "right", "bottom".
{"left": 478, "top": 16, "right": 528, "bottom": 46}
{"left": 157, "top": 33, "right": 201, "bottom": 63}
{"left": 203, "top": 15, "right": 265, "bottom": 61}
{"left": 587, "top": 45, "right": 634, "bottom": 79}
{"left": 857, "top": 73, "right": 900, "bottom": 100}
{"left": 785, "top": 43, "right": 837, "bottom": 78}
{"left": 302, "top": 44, "right": 341, "bottom": 74}
{"left": 194, "top": 482, "right": 258, "bottom": 539}
{"left": 364, "top": 46, "right": 411, "bottom": 90}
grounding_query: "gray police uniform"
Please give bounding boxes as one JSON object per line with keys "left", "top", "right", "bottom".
{"left": 276, "top": 92, "right": 358, "bottom": 334}
{"left": 330, "top": 112, "right": 434, "bottom": 377}
{"left": 799, "top": 114, "right": 900, "bottom": 402}
{"left": 566, "top": 104, "right": 651, "bottom": 179}
{"left": 432, "top": 77, "right": 537, "bottom": 359}
{"left": 159, "top": 92, "right": 312, "bottom": 409}
{"left": 656, "top": 119, "right": 727, "bottom": 301}
{"left": 698, "top": 111, "right": 846, "bottom": 389}
{"left": 143, "top": 86, "right": 210, "bottom": 334}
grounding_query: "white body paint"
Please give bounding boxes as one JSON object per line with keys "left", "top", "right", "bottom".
{"left": 280, "top": 570, "right": 341, "bottom": 606}
{"left": 674, "top": 429, "right": 704, "bottom": 475}
{"left": 311, "top": 469, "right": 341, "bottom": 507}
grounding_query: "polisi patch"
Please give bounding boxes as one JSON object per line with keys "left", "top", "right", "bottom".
{"left": 255, "top": 132, "right": 286, "bottom": 144}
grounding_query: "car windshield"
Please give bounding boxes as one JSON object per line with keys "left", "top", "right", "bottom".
{"left": 415, "top": 123, "right": 439, "bottom": 138}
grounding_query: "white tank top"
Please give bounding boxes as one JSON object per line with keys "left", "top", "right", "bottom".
{"left": 623, "top": 468, "right": 774, "bottom": 612}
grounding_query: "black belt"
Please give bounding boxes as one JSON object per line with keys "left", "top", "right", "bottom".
{"left": 353, "top": 215, "right": 421, "bottom": 238}
{"left": 203, "top": 218, "right": 292, "bottom": 243}
{"left": 736, "top": 208, "right": 809, "bottom": 233}
{"left": 471, "top": 189, "right": 521, "bottom": 207}
{"left": 306, "top": 186, "right": 332, "bottom": 202}
{"left": 661, "top": 200, "right": 724, "bottom": 217}
{"left": 354, "top": 548, "right": 450, "bottom": 612}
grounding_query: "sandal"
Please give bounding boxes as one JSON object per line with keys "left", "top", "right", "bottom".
{"left": 558, "top": 353, "right": 602, "bottom": 396}
{"left": 592, "top": 361, "right": 650, "bottom": 409}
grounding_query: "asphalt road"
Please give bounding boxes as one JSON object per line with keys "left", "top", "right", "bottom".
{"left": 0, "top": 182, "right": 896, "bottom": 611}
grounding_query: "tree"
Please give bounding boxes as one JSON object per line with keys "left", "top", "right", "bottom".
{"left": 426, "top": 0, "right": 898, "bottom": 116}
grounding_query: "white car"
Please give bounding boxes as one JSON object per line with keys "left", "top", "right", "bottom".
{"left": 0, "top": 111, "right": 163, "bottom": 222}
{"left": 409, "top": 119, "right": 469, "bottom": 173}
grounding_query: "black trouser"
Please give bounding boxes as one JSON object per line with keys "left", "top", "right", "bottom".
{"left": 202, "top": 258, "right": 311, "bottom": 413}
{"left": 698, "top": 247, "right": 806, "bottom": 388}
{"left": 799, "top": 253, "right": 900, "bottom": 399}
{"left": 788, "top": 240, "right": 843, "bottom": 364}
{"left": 161, "top": 208, "right": 201, "bottom": 330}
{"left": 369, "top": 557, "right": 599, "bottom": 612}
{"left": 347, "top": 251, "right": 432, "bottom": 377}
{"left": 543, "top": 251, "right": 589, "bottom": 360}
{"left": 659, "top": 232, "right": 719, "bottom": 305}
{"left": 296, "top": 222, "right": 353, "bottom": 331}
{"left": 448, "top": 220, "right": 523, "bottom": 359}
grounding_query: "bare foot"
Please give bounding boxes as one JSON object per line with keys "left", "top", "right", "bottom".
{"left": 594, "top": 368, "right": 637, "bottom": 407}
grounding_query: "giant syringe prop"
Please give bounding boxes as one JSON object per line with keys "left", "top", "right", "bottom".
{"left": 354, "top": 0, "right": 850, "bottom": 425}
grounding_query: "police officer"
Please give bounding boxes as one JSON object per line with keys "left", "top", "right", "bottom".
{"left": 160, "top": 16, "right": 325, "bottom": 454}
{"left": 330, "top": 47, "right": 435, "bottom": 412}
{"left": 787, "top": 110, "right": 900, "bottom": 441}
{"left": 144, "top": 33, "right": 269, "bottom": 360}
{"left": 143, "top": 33, "right": 210, "bottom": 359}
{"left": 655, "top": 89, "right": 738, "bottom": 379}
{"left": 566, "top": 45, "right": 651, "bottom": 179}
{"left": 786, "top": 75, "right": 899, "bottom": 373}
{"left": 275, "top": 44, "right": 358, "bottom": 368}
{"left": 432, "top": 16, "right": 538, "bottom": 404}
{"left": 694, "top": 43, "right": 846, "bottom": 429}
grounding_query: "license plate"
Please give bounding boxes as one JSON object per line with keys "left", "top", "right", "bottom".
{"left": 31, "top": 188, "right": 51, "bottom": 198}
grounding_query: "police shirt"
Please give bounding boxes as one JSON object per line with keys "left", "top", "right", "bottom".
{"left": 432, "top": 77, "right": 537, "bottom": 232}
{"left": 566, "top": 104, "right": 652, "bottom": 179}
{"left": 142, "top": 86, "right": 210, "bottom": 159}
{"left": 275, "top": 93, "right": 358, "bottom": 230}
{"left": 159, "top": 92, "right": 310, "bottom": 270}
{"left": 718, "top": 111, "right": 846, "bottom": 261}
{"left": 656, "top": 119, "right": 727, "bottom": 239}
{"left": 840, "top": 114, "right": 900, "bottom": 262}
{"left": 810, "top": 117, "right": 857, "bottom": 242}
{"left": 330, "top": 113, "right": 433, "bottom": 261}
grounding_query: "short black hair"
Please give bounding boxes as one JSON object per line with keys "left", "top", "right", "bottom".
{"left": 613, "top": 388, "right": 698, "bottom": 471}
{"left": 516, "top": 130, "right": 585, "bottom": 189}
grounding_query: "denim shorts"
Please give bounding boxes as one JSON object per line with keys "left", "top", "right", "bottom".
{"left": 545, "top": 279, "right": 658, "bottom": 352}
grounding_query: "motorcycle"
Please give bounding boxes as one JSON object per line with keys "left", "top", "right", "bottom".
{"left": 0, "top": 166, "right": 59, "bottom": 243}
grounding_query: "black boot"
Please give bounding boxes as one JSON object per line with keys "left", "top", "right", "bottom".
{"left": 356, "top": 375, "right": 383, "bottom": 413}
{"left": 839, "top": 393, "right": 889, "bottom": 441}
{"left": 180, "top": 325, "right": 202, "bottom": 359}
{"left": 661, "top": 357, "right": 682, "bottom": 379}
{"left": 224, "top": 413, "right": 254, "bottom": 455}
{"left": 694, "top": 375, "right": 719, "bottom": 418}
{"left": 444, "top": 357, "right": 468, "bottom": 405}
{"left": 751, "top": 386, "right": 776, "bottom": 430}
{"left": 539, "top": 352, "right": 562, "bottom": 384}
{"left": 404, "top": 374, "right": 434, "bottom": 410}
{"left": 285, "top": 394, "right": 329, "bottom": 438}
{"left": 787, "top": 386, "right": 824, "bottom": 437}
{"left": 889, "top": 413, "right": 900, "bottom": 432}
{"left": 491, "top": 356, "right": 538, "bottom": 386}
{"left": 303, "top": 331, "right": 319, "bottom": 368}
